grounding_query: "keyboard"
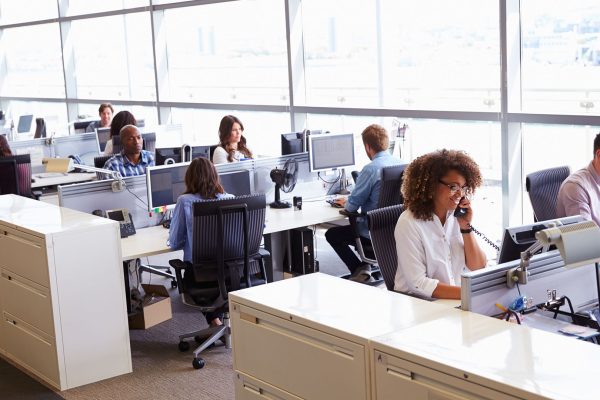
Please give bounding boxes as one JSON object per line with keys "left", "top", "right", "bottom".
{"left": 36, "top": 172, "right": 67, "bottom": 178}
{"left": 326, "top": 199, "right": 344, "bottom": 208}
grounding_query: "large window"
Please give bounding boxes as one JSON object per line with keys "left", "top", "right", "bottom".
{"left": 69, "top": 13, "right": 155, "bottom": 100}
{"left": 161, "top": 0, "right": 288, "bottom": 105}
{"left": 0, "top": 24, "right": 64, "bottom": 98}
{"left": 0, "top": 0, "right": 57, "bottom": 25}
{"left": 61, "top": 0, "right": 148, "bottom": 16}
{"left": 521, "top": 0, "right": 600, "bottom": 115}
{"left": 300, "top": 0, "right": 500, "bottom": 110}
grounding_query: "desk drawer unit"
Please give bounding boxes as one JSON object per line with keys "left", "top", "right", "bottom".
{"left": 3, "top": 311, "right": 59, "bottom": 386}
{"left": 1, "top": 270, "right": 55, "bottom": 336}
{"left": 0, "top": 227, "right": 49, "bottom": 287}
{"left": 235, "top": 371, "right": 303, "bottom": 400}
{"left": 373, "top": 350, "right": 522, "bottom": 400}
{"left": 232, "top": 303, "right": 368, "bottom": 400}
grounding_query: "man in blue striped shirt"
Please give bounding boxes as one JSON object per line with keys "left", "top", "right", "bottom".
{"left": 103, "top": 124, "right": 154, "bottom": 177}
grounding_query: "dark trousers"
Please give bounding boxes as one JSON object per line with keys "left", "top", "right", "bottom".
{"left": 325, "top": 225, "right": 374, "bottom": 275}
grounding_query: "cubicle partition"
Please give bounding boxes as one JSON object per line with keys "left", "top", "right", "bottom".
{"left": 10, "top": 133, "right": 100, "bottom": 173}
{"left": 58, "top": 175, "right": 160, "bottom": 229}
{"left": 461, "top": 252, "right": 598, "bottom": 316}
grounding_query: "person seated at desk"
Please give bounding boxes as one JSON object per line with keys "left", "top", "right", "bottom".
{"left": 103, "top": 125, "right": 154, "bottom": 177}
{"left": 168, "top": 157, "right": 234, "bottom": 327}
{"left": 394, "top": 149, "right": 487, "bottom": 300}
{"left": 556, "top": 132, "right": 600, "bottom": 226}
{"left": 0, "top": 134, "right": 12, "bottom": 156}
{"left": 325, "top": 124, "right": 400, "bottom": 283}
{"left": 212, "top": 115, "right": 253, "bottom": 164}
{"left": 103, "top": 110, "right": 137, "bottom": 155}
{"left": 85, "top": 103, "right": 114, "bottom": 133}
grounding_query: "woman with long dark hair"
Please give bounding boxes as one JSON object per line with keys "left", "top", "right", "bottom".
{"left": 212, "top": 115, "right": 253, "bottom": 164}
{"left": 103, "top": 110, "right": 137, "bottom": 155}
{"left": 168, "top": 157, "right": 233, "bottom": 326}
{"left": 0, "top": 135, "right": 13, "bottom": 156}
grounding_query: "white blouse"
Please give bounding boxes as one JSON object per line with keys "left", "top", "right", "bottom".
{"left": 393, "top": 209, "right": 467, "bottom": 298}
{"left": 212, "top": 146, "right": 250, "bottom": 164}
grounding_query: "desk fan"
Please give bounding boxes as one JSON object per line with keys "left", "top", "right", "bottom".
{"left": 269, "top": 158, "right": 298, "bottom": 208}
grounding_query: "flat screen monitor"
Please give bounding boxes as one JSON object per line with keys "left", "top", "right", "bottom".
{"left": 146, "top": 163, "right": 252, "bottom": 211}
{"left": 17, "top": 114, "right": 34, "bottom": 134}
{"left": 190, "top": 145, "right": 211, "bottom": 160}
{"left": 96, "top": 127, "right": 111, "bottom": 153}
{"left": 281, "top": 132, "right": 304, "bottom": 155}
{"left": 308, "top": 132, "right": 355, "bottom": 172}
{"left": 220, "top": 170, "right": 252, "bottom": 196}
{"left": 155, "top": 147, "right": 183, "bottom": 165}
{"left": 497, "top": 215, "right": 584, "bottom": 264}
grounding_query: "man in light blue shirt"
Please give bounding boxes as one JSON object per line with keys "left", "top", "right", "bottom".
{"left": 325, "top": 124, "right": 401, "bottom": 282}
{"left": 103, "top": 124, "right": 154, "bottom": 177}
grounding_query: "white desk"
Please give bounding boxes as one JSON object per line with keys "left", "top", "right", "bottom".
{"left": 121, "top": 199, "right": 345, "bottom": 266}
{"left": 31, "top": 172, "right": 96, "bottom": 189}
{"left": 230, "top": 273, "right": 456, "bottom": 400}
{"left": 230, "top": 272, "right": 600, "bottom": 400}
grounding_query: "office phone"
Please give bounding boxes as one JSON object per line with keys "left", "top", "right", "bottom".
{"left": 93, "top": 208, "right": 137, "bottom": 238}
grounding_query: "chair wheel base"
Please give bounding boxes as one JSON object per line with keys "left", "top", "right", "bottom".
{"left": 178, "top": 341, "right": 190, "bottom": 352}
{"left": 171, "top": 280, "right": 178, "bottom": 289}
{"left": 193, "top": 357, "right": 205, "bottom": 369}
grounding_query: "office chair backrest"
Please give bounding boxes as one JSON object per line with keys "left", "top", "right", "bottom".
{"left": 112, "top": 136, "right": 123, "bottom": 154}
{"left": 94, "top": 155, "right": 112, "bottom": 169}
{"left": 525, "top": 166, "right": 570, "bottom": 222}
{"left": 368, "top": 204, "right": 404, "bottom": 291}
{"left": 191, "top": 194, "right": 266, "bottom": 296}
{"left": 377, "top": 164, "right": 408, "bottom": 208}
{"left": 0, "top": 158, "right": 19, "bottom": 195}
{"left": 209, "top": 144, "right": 219, "bottom": 162}
{"left": 13, "top": 154, "right": 33, "bottom": 197}
{"left": 142, "top": 132, "right": 156, "bottom": 153}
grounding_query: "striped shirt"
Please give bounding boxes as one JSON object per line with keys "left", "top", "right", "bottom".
{"left": 103, "top": 150, "right": 155, "bottom": 177}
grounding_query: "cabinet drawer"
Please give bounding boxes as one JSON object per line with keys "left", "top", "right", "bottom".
{"left": 232, "top": 303, "right": 368, "bottom": 400}
{"left": 3, "top": 312, "right": 59, "bottom": 387}
{"left": 1, "top": 271, "right": 54, "bottom": 336}
{"left": 373, "top": 350, "right": 522, "bottom": 400}
{"left": 0, "top": 228, "right": 48, "bottom": 286}
{"left": 235, "top": 371, "right": 303, "bottom": 400}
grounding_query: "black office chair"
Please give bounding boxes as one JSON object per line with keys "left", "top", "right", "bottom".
{"left": 525, "top": 166, "right": 570, "bottom": 222}
{"left": 0, "top": 159, "right": 19, "bottom": 195}
{"left": 112, "top": 136, "right": 123, "bottom": 154}
{"left": 169, "top": 194, "right": 268, "bottom": 369}
{"left": 367, "top": 204, "right": 404, "bottom": 291}
{"left": 142, "top": 132, "right": 156, "bottom": 153}
{"left": 209, "top": 144, "right": 219, "bottom": 163}
{"left": 93, "top": 155, "right": 113, "bottom": 180}
{"left": 1, "top": 154, "right": 41, "bottom": 199}
{"left": 342, "top": 164, "right": 408, "bottom": 282}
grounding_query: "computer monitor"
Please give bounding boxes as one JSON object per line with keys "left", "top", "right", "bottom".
{"left": 220, "top": 170, "right": 252, "bottom": 196}
{"left": 96, "top": 127, "right": 111, "bottom": 153}
{"left": 307, "top": 132, "right": 355, "bottom": 172}
{"left": 191, "top": 145, "right": 211, "bottom": 160}
{"left": 146, "top": 163, "right": 252, "bottom": 211}
{"left": 155, "top": 147, "right": 183, "bottom": 165}
{"left": 497, "top": 215, "right": 584, "bottom": 264}
{"left": 281, "top": 132, "right": 304, "bottom": 155}
{"left": 17, "top": 114, "right": 34, "bottom": 134}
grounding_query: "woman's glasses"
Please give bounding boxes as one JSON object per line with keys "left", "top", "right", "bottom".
{"left": 438, "top": 180, "right": 469, "bottom": 196}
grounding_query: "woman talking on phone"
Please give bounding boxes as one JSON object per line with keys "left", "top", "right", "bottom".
{"left": 394, "top": 149, "right": 487, "bottom": 300}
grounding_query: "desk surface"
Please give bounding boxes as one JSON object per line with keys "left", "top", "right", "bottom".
{"left": 32, "top": 172, "right": 96, "bottom": 188}
{"left": 372, "top": 309, "right": 600, "bottom": 400}
{"left": 121, "top": 200, "right": 346, "bottom": 261}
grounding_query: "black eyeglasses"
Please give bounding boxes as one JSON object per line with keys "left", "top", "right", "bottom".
{"left": 438, "top": 180, "right": 469, "bottom": 195}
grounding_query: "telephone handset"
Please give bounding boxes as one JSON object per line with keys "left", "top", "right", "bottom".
{"left": 453, "top": 198, "right": 499, "bottom": 251}
{"left": 99, "top": 208, "right": 137, "bottom": 238}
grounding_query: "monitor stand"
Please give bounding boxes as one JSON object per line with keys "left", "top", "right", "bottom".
{"left": 335, "top": 169, "right": 351, "bottom": 195}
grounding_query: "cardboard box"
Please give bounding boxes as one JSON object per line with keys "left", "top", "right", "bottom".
{"left": 128, "top": 284, "right": 172, "bottom": 329}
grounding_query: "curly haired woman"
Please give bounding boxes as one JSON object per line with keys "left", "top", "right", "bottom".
{"left": 394, "top": 149, "right": 487, "bottom": 299}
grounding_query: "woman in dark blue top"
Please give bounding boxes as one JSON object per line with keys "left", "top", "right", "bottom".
{"left": 168, "top": 157, "right": 233, "bottom": 327}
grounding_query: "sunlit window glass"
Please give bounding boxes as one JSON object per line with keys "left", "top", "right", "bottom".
{"left": 521, "top": 0, "right": 600, "bottom": 115}
{"left": 0, "top": 24, "right": 64, "bottom": 98}
{"left": 161, "top": 0, "right": 288, "bottom": 105}
{"left": 61, "top": 0, "right": 148, "bottom": 16}
{"left": 0, "top": 0, "right": 57, "bottom": 25}
{"left": 69, "top": 13, "right": 155, "bottom": 100}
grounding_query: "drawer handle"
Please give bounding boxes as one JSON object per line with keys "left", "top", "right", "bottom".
{"left": 386, "top": 366, "right": 413, "bottom": 380}
{"left": 242, "top": 383, "right": 262, "bottom": 395}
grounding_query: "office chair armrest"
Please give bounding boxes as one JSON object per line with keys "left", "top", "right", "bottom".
{"left": 169, "top": 259, "right": 192, "bottom": 293}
